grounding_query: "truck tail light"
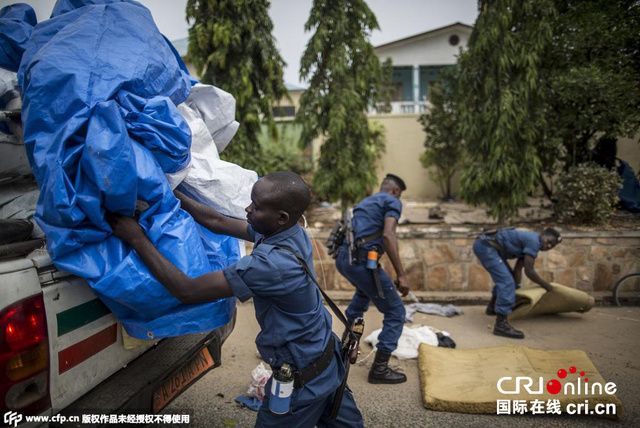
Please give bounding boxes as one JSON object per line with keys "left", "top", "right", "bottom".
{"left": 0, "top": 294, "right": 51, "bottom": 411}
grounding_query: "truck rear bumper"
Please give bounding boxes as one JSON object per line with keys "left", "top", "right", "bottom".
{"left": 51, "top": 310, "right": 236, "bottom": 427}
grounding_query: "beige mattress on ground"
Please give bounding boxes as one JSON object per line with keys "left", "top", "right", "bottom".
{"left": 510, "top": 283, "right": 595, "bottom": 320}
{"left": 418, "top": 344, "right": 622, "bottom": 420}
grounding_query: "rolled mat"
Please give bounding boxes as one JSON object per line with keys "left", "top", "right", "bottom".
{"left": 510, "top": 283, "right": 595, "bottom": 320}
{"left": 418, "top": 344, "right": 622, "bottom": 420}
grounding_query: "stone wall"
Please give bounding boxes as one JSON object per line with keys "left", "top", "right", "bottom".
{"left": 304, "top": 229, "right": 640, "bottom": 293}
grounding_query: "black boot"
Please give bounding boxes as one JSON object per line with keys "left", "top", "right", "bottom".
{"left": 493, "top": 314, "right": 524, "bottom": 339}
{"left": 368, "top": 350, "right": 407, "bottom": 384}
{"left": 485, "top": 294, "right": 497, "bottom": 316}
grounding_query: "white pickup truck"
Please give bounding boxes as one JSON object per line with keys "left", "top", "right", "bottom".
{"left": 0, "top": 76, "right": 235, "bottom": 427}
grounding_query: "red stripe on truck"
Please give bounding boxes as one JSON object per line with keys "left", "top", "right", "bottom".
{"left": 58, "top": 323, "right": 117, "bottom": 374}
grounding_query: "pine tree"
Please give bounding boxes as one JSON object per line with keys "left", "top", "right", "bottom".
{"left": 186, "top": 0, "right": 288, "bottom": 174}
{"left": 298, "top": 0, "right": 388, "bottom": 208}
{"left": 457, "top": 0, "right": 556, "bottom": 222}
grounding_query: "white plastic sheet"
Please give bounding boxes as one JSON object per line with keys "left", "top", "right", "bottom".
{"left": 0, "top": 69, "right": 30, "bottom": 179}
{"left": 183, "top": 84, "right": 239, "bottom": 154}
{"left": 0, "top": 181, "right": 43, "bottom": 238}
{"left": 170, "top": 84, "right": 258, "bottom": 219}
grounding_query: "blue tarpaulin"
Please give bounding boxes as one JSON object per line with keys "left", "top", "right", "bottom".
{"left": 1, "top": 0, "right": 238, "bottom": 339}
{"left": 0, "top": 4, "right": 36, "bottom": 72}
{"left": 618, "top": 160, "right": 640, "bottom": 213}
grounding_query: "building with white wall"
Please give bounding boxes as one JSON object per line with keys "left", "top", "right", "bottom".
{"left": 373, "top": 22, "right": 472, "bottom": 115}
{"left": 173, "top": 24, "right": 639, "bottom": 200}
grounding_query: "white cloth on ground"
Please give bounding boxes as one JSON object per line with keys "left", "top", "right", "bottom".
{"left": 364, "top": 326, "right": 439, "bottom": 360}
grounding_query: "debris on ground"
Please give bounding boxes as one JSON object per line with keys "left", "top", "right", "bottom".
{"left": 405, "top": 303, "right": 463, "bottom": 323}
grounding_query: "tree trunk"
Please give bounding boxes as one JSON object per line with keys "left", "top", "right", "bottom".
{"left": 539, "top": 171, "right": 553, "bottom": 201}
{"left": 445, "top": 173, "right": 453, "bottom": 201}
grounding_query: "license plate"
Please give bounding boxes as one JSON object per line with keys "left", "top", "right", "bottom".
{"left": 153, "top": 347, "right": 214, "bottom": 413}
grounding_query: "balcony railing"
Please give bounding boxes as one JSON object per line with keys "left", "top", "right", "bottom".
{"left": 369, "top": 101, "right": 429, "bottom": 115}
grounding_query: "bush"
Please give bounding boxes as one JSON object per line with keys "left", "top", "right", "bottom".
{"left": 555, "top": 163, "right": 621, "bottom": 223}
{"left": 258, "top": 123, "right": 312, "bottom": 175}
{"left": 262, "top": 143, "right": 312, "bottom": 175}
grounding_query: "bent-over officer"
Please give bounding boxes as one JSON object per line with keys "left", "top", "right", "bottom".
{"left": 473, "top": 228, "right": 562, "bottom": 339}
{"left": 110, "top": 172, "right": 363, "bottom": 427}
{"left": 335, "top": 174, "right": 409, "bottom": 384}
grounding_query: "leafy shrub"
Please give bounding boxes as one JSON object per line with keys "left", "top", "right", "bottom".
{"left": 555, "top": 163, "right": 621, "bottom": 223}
{"left": 262, "top": 143, "right": 312, "bottom": 175}
{"left": 258, "top": 123, "right": 312, "bottom": 175}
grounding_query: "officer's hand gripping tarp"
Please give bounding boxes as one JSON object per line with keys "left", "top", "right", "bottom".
{"left": 1, "top": 0, "right": 240, "bottom": 339}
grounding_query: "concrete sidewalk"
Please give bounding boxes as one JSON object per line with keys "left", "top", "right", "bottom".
{"left": 164, "top": 304, "right": 640, "bottom": 427}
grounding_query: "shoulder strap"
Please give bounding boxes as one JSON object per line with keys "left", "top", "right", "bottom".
{"left": 275, "top": 244, "right": 354, "bottom": 339}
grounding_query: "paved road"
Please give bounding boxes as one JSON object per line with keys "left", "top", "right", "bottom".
{"left": 162, "top": 303, "right": 640, "bottom": 427}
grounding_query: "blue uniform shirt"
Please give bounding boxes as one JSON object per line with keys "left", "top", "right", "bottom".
{"left": 222, "top": 223, "right": 343, "bottom": 404}
{"left": 495, "top": 230, "right": 541, "bottom": 259}
{"left": 352, "top": 191, "right": 402, "bottom": 253}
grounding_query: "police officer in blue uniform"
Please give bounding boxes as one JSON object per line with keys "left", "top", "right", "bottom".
{"left": 473, "top": 228, "right": 562, "bottom": 339}
{"left": 336, "top": 174, "right": 409, "bottom": 384}
{"left": 110, "top": 172, "right": 363, "bottom": 427}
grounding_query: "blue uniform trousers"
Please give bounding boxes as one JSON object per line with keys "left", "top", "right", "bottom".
{"left": 472, "top": 239, "right": 516, "bottom": 316}
{"left": 335, "top": 248, "right": 405, "bottom": 354}
{"left": 256, "top": 383, "right": 363, "bottom": 428}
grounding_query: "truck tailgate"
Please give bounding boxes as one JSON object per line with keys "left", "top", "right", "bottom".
{"left": 52, "top": 312, "right": 236, "bottom": 427}
{"left": 40, "top": 266, "right": 151, "bottom": 411}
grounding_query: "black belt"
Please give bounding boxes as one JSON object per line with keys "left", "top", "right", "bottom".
{"left": 352, "top": 248, "right": 385, "bottom": 299}
{"left": 354, "top": 247, "right": 385, "bottom": 264}
{"left": 355, "top": 248, "right": 368, "bottom": 264}
{"left": 288, "top": 334, "right": 334, "bottom": 389}
{"left": 269, "top": 335, "right": 334, "bottom": 388}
